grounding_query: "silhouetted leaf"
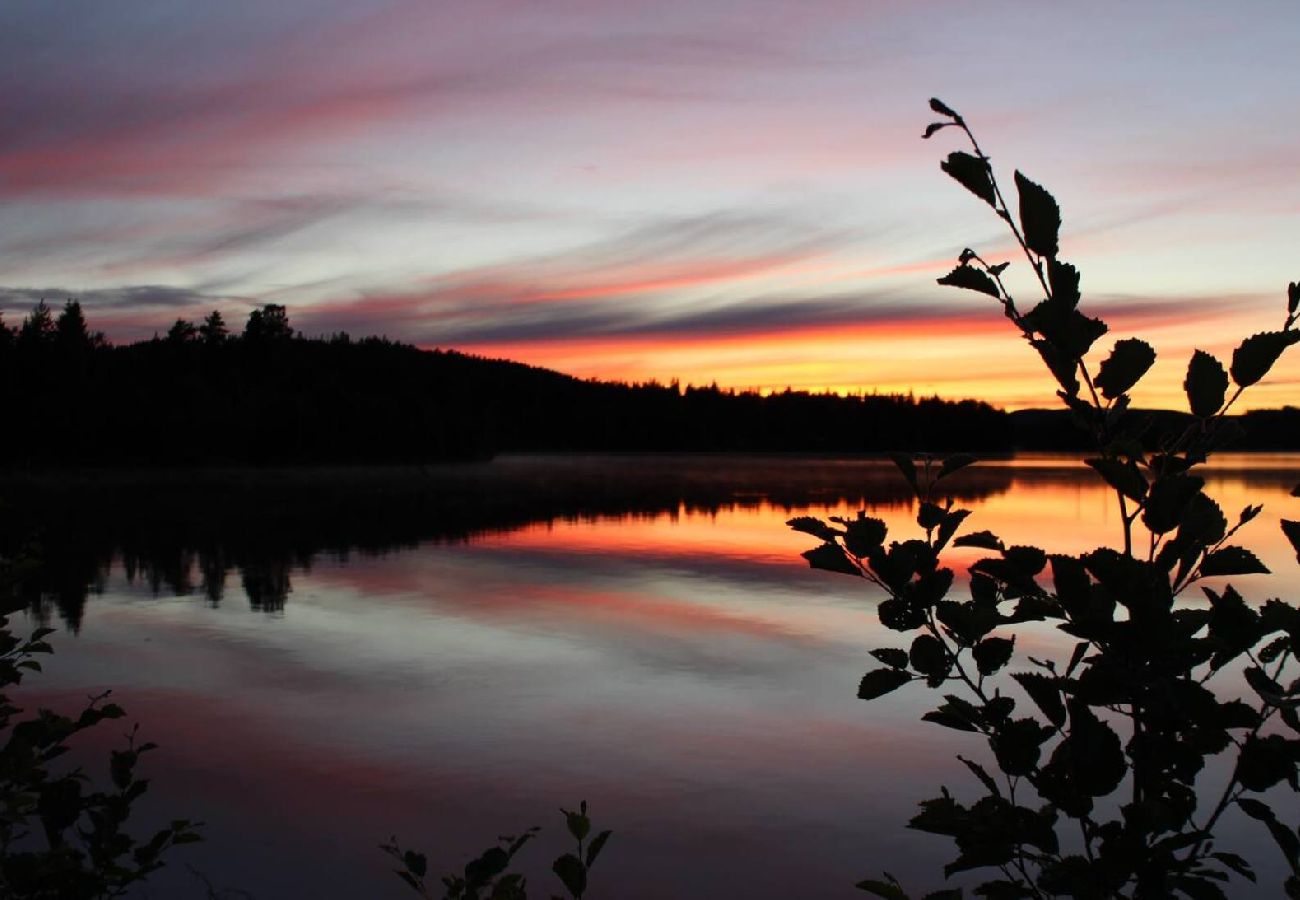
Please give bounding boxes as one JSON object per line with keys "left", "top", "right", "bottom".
{"left": 938, "top": 264, "right": 1000, "bottom": 298}
{"left": 840, "top": 514, "right": 889, "bottom": 557}
{"left": 552, "top": 853, "right": 587, "bottom": 898}
{"left": 857, "top": 877, "right": 910, "bottom": 899}
{"left": 973, "top": 636, "right": 1014, "bottom": 676}
{"left": 1231, "top": 331, "right": 1300, "bottom": 387}
{"left": 934, "top": 509, "right": 971, "bottom": 553}
{"left": 871, "top": 648, "right": 910, "bottom": 669}
{"left": 1185, "top": 350, "right": 1229, "bottom": 418}
{"left": 803, "top": 543, "right": 862, "bottom": 577}
{"left": 938, "top": 453, "right": 977, "bottom": 480}
{"left": 930, "top": 97, "right": 960, "bottom": 118}
{"left": 923, "top": 122, "right": 949, "bottom": 139}
{"left": 1201, "top": 546, "right": 1269, "bottom": 577}
{"left": 918, "top": 502, "right": 948, "bottom": 531}
{"left": 957, "top": 755, "right": 1001, "bottom": 797}
{"left": 941, "top": 151, "right": 995, "bottom": 206}
{"left": 888, "top": 452, "right": 919, "bottom": 492}
{"left": 1014, "top": 171, "right": 1060, "bottom": 258}
{"left": 1012, "top": 672, "right": 1066, "bottom": 727}
{"left": 1047, "top": 260, "right": 1081, "bottom": 308}
{"left": 1244, "top": 666, "right": 1287, "bottom": 705}
{"left": 910, "top": 634, "right": 949, "bottom": 678}
{"left": 1289, "top": 281, "right": 1299, "bottom": 315}
{"left": 1210, "top": 851, "right": 1256, "bottom": 882}
{"left": 1032, "top": 339, "right": 1079, "bottom": 395}
{"left": 586, "top": 830, "right": 612, "bottom": 867}
{"left": 954, "top": 531, "right": 1004, "bottom": 551}
{"left": 1085, "top": 457, "right": 1147, "bottom": 501}
{"left": 991, "top": 717, "right": 1051, "bottom": 776}
{"left": 858, "top": 668, "right": 912, "bottom": 700}
{"left": 1095, "top": 338, "right": 1156, "bottom": 400}
{"left": 1238, "top": 798, "right": 1300, "bottom": 875}
{"left": 786, "top": 516, "right": 840, "bottom": 542}
{"left": 1236, "top": 735, "right": 1300, "bottom": 793}
{"left": 1281, "top": 519, "right": 1300, "bottom": 563}
{"left": 1142, "top": 474, "right": 1205, "bottom": 535}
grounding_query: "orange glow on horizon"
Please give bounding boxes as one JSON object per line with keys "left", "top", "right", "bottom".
{"left": 442, "top": 300, "right": 1298, "bottom": 411}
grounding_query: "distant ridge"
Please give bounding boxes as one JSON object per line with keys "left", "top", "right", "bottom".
{"left": 1, "top": 301, "right": 1296, "bottom": 464}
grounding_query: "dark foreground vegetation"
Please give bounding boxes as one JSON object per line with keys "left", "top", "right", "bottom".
{"left": 2, "top": 300, "right": 1297, "bottom": 465}
{"left": 792, "top": 100, "right": 1300, "bottom": 898}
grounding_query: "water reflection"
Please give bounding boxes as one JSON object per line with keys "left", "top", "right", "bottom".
{"left": 5, "top": 454, "right": 1298, "bottom": 898}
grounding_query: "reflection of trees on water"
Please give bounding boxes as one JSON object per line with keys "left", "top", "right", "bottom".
{"left": 1, "top": 457, "right": 1023, "bottom": 628}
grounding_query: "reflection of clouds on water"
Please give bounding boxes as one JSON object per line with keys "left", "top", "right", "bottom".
{"left": 8, "top": 454, "right": 1299, "bottom": 898}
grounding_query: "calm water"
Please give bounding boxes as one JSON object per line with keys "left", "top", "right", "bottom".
{"left": 13, "top": 453, "right": 1300, "bottom": 898}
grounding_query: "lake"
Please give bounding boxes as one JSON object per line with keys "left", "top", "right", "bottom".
{"left": 9, "top": 453, "right": 1300, "bottom": 898}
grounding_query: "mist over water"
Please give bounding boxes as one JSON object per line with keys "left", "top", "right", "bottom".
{"left": 13, "top": 454, "right": 1299, "bottom": 898}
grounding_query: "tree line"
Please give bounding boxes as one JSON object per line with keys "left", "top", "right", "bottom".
{"left": 1, "top": 299, "right": 1296, "bottom": 465}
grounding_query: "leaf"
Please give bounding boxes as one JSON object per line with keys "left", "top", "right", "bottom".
{"left": 858, "top": 668, "right": 912, "bottom": 700}
{"left": 910, "top": 634, "right": 949, "bottom": 677}
{"left": 1142, "top": 474, "right": 1205, "bottom": 535}
{"left": 786, "top": 516, "right": 840, "bottom": 542}
{"left": 563, "top": 807, "right": 591, "bottom": 842}
{"left": 1282, "top": 519, "right": 1300, "bottom": 563}
{"left": 1209, "top": 851, "right": 1256, "bottom": 882}
{"left": 991, "top": 717, "right": 1051, "bottom": 776}
{"left": 922, "top": 122, "right": 949, "bottom": 139}
{"left": 1237, "top": 796, "right": 1300, "bottom": 869}
{"left": 941, "top": 151, "right": 995, "bottom": 206}
{"left": 802, "top": 543, "right": 862, "bottom": 577}
{"left": 871, "top": 648, "right": 910, "bottom": 669}
{"left": 954, "top": 530, "right": 1004, "bottom": 551}
{"left": 1012, "top": 672, "right": 1066, "bottom": 727}
{"left": 930, "top": 97, "right": 959, "bottom": 118}
{"left": 1032, "top": 339, "right": 1080, "bottom": 395}
{"left": 1231, "top": 330, "right": 1300, "bottom": 387}
{"left": 585, "top": 830, "right": 612, "bottom": 867}
{"left": 1185, "top": 350, "right": 1229, "bottom": 418}
{"left": 1085, "top": 457, "right": 1147, "bottom": 501}
{"left": 1047, "top": 260, "right": 1081, "bottom": 308}
{"left": 1290, "top": 280, "right": 1299, "bottom": 315}
{"left": 888, "top": 452, "right": 919, "bottom": 492}
{"left": 1014, "top": 171, "right": 1061, "bottom": 258}
{"left": 957, "top": 755, "right": 1001, "bottom": 797}
{"left": 1200, "top": 546, "right": 1269, "bottom": 577}
{"left": 938, "top": 264, "right": 1000, "bottom": 298}
{"left": 938, "top": 453, "right": 977, "bottom": 480}
{"left": 973, "top": 636, "right": 1014, "bottom": 676}
{"left": 857, "top": 877, "right": 909, "bottom": 899}
{"left": 841, "top": 514, "right": 889, "bottom": 557}
{"left": 1095, "top": 338, "right": 1156, "bottom": 399}
{"left": 552, "top": 853, "right": 587, "bottom": 898}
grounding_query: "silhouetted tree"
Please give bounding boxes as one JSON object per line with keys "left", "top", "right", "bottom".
{"left": 0, "top": 314, "right": 13, "bottom": 349}
{"left": 243, "top": 303, "right": 292, "bottom": 342}
{"left": 198, "top": 309, "right": 228, "bottom": 345}
{"left": 17, "top": 301, "right": 55, "bottom": 348}
{"left": 167, "top": 318, "right": 198, "bottom": 344}
{"left": 54, "top": 299, "right": 89, "bottom": 348}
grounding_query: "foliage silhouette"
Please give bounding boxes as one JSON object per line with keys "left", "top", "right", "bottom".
{"left": 382, "top": 800, "right": 611, "bottom": 900}
{"left": 791, "top": 100, "right": 1300, "bottom": 898}
{"left": 0, "top": 551, "right": 200, "bottom": 897}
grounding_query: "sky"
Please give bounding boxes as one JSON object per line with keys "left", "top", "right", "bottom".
{"left": 2, "top": 0, "right": 1299, "bottom": 409}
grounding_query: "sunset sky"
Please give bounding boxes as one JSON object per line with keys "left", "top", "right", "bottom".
{"left": 2, "top": 1, "right": 1298, "bottom": 409}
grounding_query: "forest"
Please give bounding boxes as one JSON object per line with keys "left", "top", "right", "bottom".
{"left": 2, "top": 299, "right": 1296, "bottom": 464}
